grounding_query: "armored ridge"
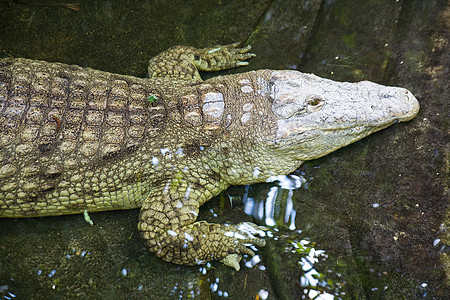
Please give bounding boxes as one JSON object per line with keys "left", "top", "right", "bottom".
{"left": 0, "top": 44, "right": 419, "bottom": 270}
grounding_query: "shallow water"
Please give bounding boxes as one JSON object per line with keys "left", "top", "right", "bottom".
{"left": 0, "top": 0, "right": 448, "bottom": 299}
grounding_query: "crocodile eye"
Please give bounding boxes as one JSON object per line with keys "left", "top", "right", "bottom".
{"left": 308, "top": 98, "right": 323, "bottom": 106}
{"left": 306, "top": 97, "right": 324, "bottom": 112}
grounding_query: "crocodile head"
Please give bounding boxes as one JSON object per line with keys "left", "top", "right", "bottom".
{"left": 265, "top": 70, "right": 420, "bottom": 160}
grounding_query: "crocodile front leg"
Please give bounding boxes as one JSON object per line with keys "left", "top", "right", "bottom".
{"left": 148, "top": 42, "right": 255, "bottom": 81}
{"left": 138, "top": 179, "right": 266, "bottom": 271}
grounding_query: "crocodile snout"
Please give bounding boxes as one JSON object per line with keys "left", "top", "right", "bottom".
{"left": 396, "top": 88, "right": 420, "bottom": 122}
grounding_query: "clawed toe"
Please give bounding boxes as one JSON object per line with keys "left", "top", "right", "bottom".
{"left": 237, "top": 44, "right": 252, "bottom": 53}
{"left": 222, "top": 253, "right": 242, "bottom": 271}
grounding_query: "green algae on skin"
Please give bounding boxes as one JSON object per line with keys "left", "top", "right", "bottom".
{"left": 84, "top": 210, "right": 94, "bottom": 226}
{"left": 148, "top": 94, "right": 158, "bottom": 104}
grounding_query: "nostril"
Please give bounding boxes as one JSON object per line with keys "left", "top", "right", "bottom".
{"left": 394, "top": 89, "right": 411, "bottom": 102}
{"left": 403, "top": 90, "right": 412, "bottom": 102}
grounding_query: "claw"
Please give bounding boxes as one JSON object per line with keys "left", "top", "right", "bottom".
{"left": 236, "top": 61, "right": 249, "bottom": 67}
{"left": 208, "top": 47, "right": 222, "bottom": 54}
{"left": 222, "top": 253, "right": 242, "bottom": 271}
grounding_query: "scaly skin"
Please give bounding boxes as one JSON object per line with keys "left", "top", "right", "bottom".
{"left": 0, "top": 43, "right": 419, "bottom": 270}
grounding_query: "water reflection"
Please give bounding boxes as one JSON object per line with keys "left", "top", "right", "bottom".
{"left": 243, "top": 175, "right": 304, "bottom": 229}
{"left": 209, "top": 277, "right": 229, "bottom": 297}
{"left": 241, "top": 175, "right": 341, "bottom": 299}
{"left": 0, "top": 285, "right": 16, "bottom": 299}
{"left": 237, "top": 174, "right": 440, "bottom": 298}
{"left": 292, "top": 240, "right": 336, "bottom": 299}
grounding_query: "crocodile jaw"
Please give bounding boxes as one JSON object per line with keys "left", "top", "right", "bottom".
{"left": 268, "top": 70, "right": 420, "bottom": 160}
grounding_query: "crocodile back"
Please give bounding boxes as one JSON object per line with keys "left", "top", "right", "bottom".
{"left": 0, "top": 58, "right": 166, "bottom": 216}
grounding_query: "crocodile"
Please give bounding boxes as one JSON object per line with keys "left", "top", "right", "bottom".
{"left": 0, "top": 43, "right": 419, "bottom": 270}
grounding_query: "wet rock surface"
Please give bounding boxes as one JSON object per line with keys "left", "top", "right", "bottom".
{"left": 0, "top": 0, "right": 448, "bottom": 298}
